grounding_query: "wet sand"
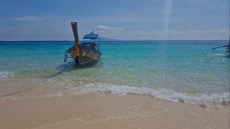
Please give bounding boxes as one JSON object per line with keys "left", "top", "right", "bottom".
{"left": 0, "top": 78, "right": 229, "bottom": 129}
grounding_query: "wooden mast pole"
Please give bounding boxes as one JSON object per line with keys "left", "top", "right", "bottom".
{"left": 71, "top": 22, "right": 80, "bottom": 44}
{"left": 70, "top": 22, "right": 80, "bottom": 63}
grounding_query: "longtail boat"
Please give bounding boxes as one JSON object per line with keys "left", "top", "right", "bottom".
{"left": 64, "top": 22, "right": 102, "bottom": 65}
{"left": 212, "top": 36, "right": 230, "bottom": 58}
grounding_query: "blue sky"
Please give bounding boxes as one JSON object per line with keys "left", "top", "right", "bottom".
{"left": 0, "top": 0, "right": 229, "bottom": 40}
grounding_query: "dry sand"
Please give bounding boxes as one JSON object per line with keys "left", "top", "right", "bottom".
{"left": 0, "top": 78, "right": 229, "bottom": 129}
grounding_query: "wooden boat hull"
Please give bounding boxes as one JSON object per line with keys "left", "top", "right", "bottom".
{"left": 77, "top": 45, "right": 102, "bottom": 64}
{"left": 66, "top": 45, "right": 101, "bottom": 65}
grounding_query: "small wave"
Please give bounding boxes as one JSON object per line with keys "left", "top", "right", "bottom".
{"left": 65, "top": 83, "right": 229, "bottom": 107}
{"left": 213, "top": 53, "right": 225, "bottom": 56}
{"left": 0, "top": 71, "right": 14, "bottom": 78}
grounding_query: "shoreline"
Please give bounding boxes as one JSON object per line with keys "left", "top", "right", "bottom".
{"left": 0, "top": 77, "right": 229, "bottom": 108}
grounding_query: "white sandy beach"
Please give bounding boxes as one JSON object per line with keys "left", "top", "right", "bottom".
{"left": 0, "top": 78, "right": 229, "bottom": 129}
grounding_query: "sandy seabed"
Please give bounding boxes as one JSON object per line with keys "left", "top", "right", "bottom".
{"left": 0, "top": 78, "right": 229, "bottom": 129}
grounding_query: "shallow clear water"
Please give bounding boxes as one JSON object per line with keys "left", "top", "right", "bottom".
{"left": 0, "top": 40, "right": 229, "bottom": 105}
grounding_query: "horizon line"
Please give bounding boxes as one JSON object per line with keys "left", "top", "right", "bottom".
{"left": 0, "top": 39, "right": 229, "bottom": 42}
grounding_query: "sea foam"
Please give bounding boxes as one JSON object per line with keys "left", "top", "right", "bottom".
{"left": 65, "top": 83, "right": 230, "bottom": 107}
{"left": 0, "top": 71, "right": 14, "bottom": 78}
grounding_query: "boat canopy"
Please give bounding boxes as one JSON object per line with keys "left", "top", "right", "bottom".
{"left": 83, "top": 33, "right": 99, "bottom": 40}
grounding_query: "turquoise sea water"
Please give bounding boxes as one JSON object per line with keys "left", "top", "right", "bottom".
{"left": 0, "top": 41, "right": 229, "bottom": 106}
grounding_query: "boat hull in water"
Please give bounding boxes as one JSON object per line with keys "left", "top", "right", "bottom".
{"left": 78, "top": 44, "right": 102, "bottom": 64}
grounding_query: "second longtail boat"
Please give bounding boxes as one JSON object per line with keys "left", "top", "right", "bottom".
{"left": 212, "top": 36, "right": 230, "bottom": 58}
